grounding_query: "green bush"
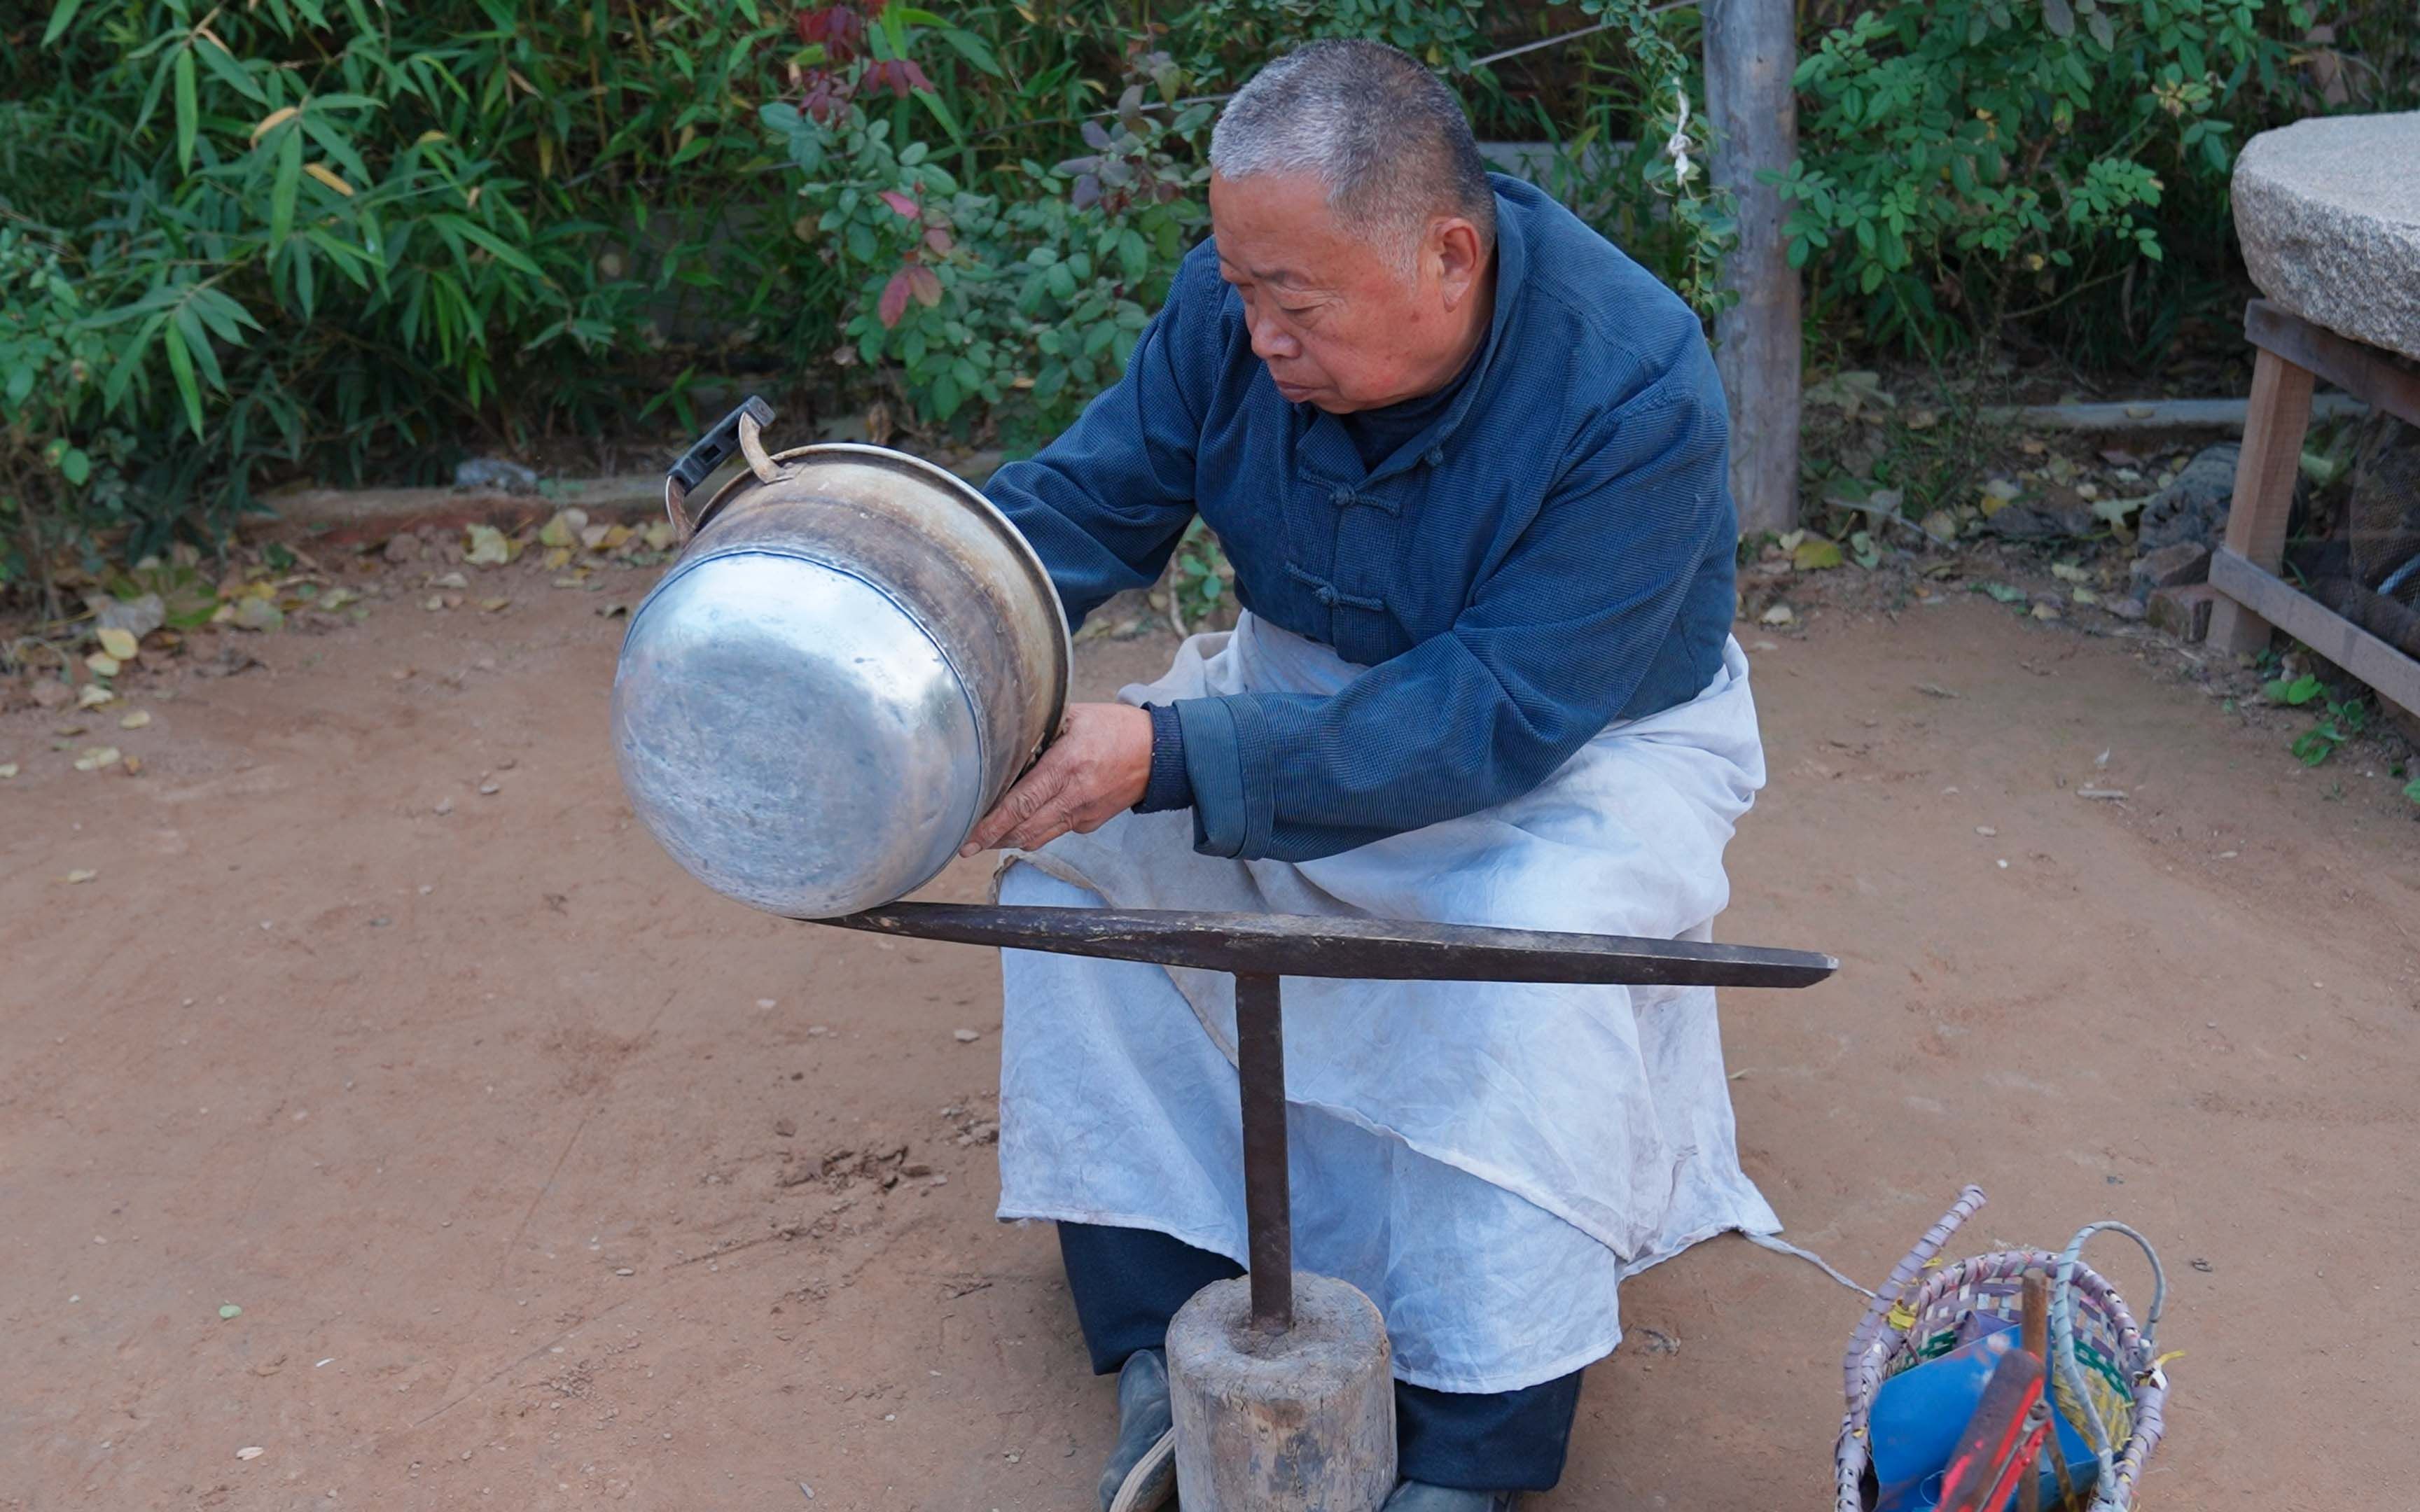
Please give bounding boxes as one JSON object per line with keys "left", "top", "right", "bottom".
{"left": 1777, "top": 0, "right": 2405, "bottom": 360}
{"left": 4, "top": 0, "right": 839, "bottom": 600}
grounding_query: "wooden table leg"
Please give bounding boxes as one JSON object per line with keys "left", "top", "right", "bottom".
{"left": 2209, "top": 346, "right": 2318, "bottom": 656}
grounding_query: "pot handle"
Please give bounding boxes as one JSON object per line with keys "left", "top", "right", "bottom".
{"left": 663, "top": 395, "right": 779, "bottom": 540}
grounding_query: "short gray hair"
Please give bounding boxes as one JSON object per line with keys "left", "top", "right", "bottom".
{"left": 1209, "top": 39, "right": 1496, "bottom": 268}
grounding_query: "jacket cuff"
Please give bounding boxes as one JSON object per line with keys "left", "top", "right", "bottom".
{"left": 1133, "top": 702, "right": 1193, "bottom": 814}
{"left": 1173, "top": 695, "right": 1273, "bottom": 859}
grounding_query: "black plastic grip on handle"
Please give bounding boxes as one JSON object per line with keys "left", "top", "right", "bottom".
{"left": 666, "top": 394, "right": 776, "bottom": 498}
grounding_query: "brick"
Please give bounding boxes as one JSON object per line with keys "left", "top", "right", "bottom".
{"left": 2147, "top": 582, "right": 2220, "bottom": 642}
{"left": 2130, "top": 540, "right": 2212, "bottom": 592}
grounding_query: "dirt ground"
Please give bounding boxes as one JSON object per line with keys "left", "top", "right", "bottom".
{"left": 6, "top": 554, "right": 2419, "bottom": 1512}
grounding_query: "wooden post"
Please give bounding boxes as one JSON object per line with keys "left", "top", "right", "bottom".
{"left": 2207, "top": 346, "right": 2317, "bottom": 656}
{"left": 1167, "top": 1271, "right": 1396, "bottom": 1511}
{"left": 1706, "top": 0, "right": 1802, "bottom": 537}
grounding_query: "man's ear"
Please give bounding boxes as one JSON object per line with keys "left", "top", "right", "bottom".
{"left": 1433, "top": 218, "right": 1486, "bottom": 309}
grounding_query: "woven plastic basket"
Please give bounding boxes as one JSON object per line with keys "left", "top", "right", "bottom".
{"left": 1834, "top": 1186, "right": 2171, "bottom": 1512}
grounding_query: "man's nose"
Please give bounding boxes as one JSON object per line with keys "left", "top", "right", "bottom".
{"left": 1247, "top": 311, "right": 1298, "bottom": 363}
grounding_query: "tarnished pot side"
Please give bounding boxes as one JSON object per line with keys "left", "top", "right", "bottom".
{"left": 611, "top": 441, "right": 1071, "bottom": 918}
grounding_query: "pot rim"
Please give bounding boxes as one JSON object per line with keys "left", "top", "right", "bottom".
{"left": 693, "top": 440, "right": 1073, "bottom": 767}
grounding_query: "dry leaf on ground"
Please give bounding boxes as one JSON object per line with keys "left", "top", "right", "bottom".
{"left": 96, "top": 627, "right": 139, "bottom": 661}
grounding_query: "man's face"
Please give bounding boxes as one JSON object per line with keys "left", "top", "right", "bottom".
{"left": 1207, "top": 170, "right": 1484, "bottom": 414}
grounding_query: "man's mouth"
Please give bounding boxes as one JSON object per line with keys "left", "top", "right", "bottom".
{"left": 1272, "top": 376, "right": 1316, "bottom": 402}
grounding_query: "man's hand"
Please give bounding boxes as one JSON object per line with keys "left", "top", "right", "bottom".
{"left": 960, "top": 701, "right": 1155, "bottom": 857}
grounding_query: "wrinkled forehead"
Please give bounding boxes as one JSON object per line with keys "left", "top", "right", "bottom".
{"left": 1208, "top": 169, "right": 1386, "bottom": 290}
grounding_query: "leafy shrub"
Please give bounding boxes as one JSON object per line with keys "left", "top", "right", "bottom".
{"left": 1777, "top": 0, "right": 2342, "bottom": 360}
{"left": 4, "top": 0, "right": 837, "bottom": 600}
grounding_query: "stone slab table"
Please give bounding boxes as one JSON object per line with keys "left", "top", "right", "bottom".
{"left": 2206, "top": 111, "right": 2420, "bottom": 716}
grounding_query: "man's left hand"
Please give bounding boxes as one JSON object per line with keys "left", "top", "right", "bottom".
{"left": 960, "top": 701, "right": 1155, "bottom": 857}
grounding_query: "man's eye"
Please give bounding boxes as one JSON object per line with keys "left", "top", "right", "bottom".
{"left": 1280, "top": 305, "right": 1316, "bottom": 318}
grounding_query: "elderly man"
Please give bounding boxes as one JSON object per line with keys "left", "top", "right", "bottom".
{"left": 971, "top": 39, "right": 1773, "bottom": 1512}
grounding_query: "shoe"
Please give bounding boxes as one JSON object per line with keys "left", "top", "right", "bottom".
{"left": 1098, "top": 1348, "right": 1176, "bottom": 1512}
{"left": 1382, "top": 1483, "right": 1522, "bottom": 1512}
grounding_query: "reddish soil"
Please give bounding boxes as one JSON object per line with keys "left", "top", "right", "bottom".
{"left": 5, "top": 556, "right": 2417, "bottom": 1511}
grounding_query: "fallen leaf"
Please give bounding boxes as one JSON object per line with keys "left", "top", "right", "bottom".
{"left": 2017, "top": 438, "right": 2045, "bottom": 455}
{"left": 953, "top": 1028, "right": 981, "bottom": 1042}
{"left": 97, "top": 627, "right": 139, "bottom": 661}
{"left": 1980, "top": 582, "right": 2028, "bottom": 604}
{"left": 1793, "top": 538, "right": 1844, "bottom": 571}
{"left": 85, "top": 652, "right": 121, "bottom": 678}
{"left": 551, "top": 575, "right": 586, "bottom": 589}
{"left": 1914, "top": 683, "right": 1962, "bottom": 699}
{"left": 65, "top": 869, "right": 97, "bottom": 883}
{"left": 2031, "top": 602, "right": 2062, "bottom": 621}
{"left": 601, "top": 524, "right": 635, "bottom": 552}
{"left": 228, "top": 596, "right": 284, "bottom": 633}
{"left": 423, "top": 596, "right": 447, "bottom": 612}
{"left": 235, "top": 1446, "right": 264, "bottom": 1461}
{"left": 118, "top": 710, "right": 151, "bottom": 729}
{"left": 536, "top": 508, "right": 589, "bottom": 549}
{"left": 2072, "top": 587, "right": 2099, "bottom": 605}
{"left": 480, "top": 596, "right": 510, "bottom": 612}
{"left": 122, "top": 754, "right": 141, "bottom": 775}
{"left": 2050, "top": 561, "right": 2091, "bottom": 583}
{"left": 1760, "top": 603, "right": 1796, "bottom": 626}
{"left": 1904, "top": 407, "right": 1938, "bottom": 430}
{"left": 464, "top": 524, "right": 514, "bottom": 566}
{"left": 478, "top": 779, "right": 501, "bottom": 796}
{"left": 541, "top": 545, "right": 573, "bottom": 571}
{"left": 1777, "top": 528, "right": 1806, "bottom": 552}
{"left": 74, "top": 746, "right": 123, "bottom": 771}
{"left": 218, "top": 1303, "right": 242, "bottom": 1320}
{"left": 641, "top": 521, "right": 678, "bottom": 552}
{"left": 580, "top": 523, "right": 612, "bottom": 551}
{"left": 0, "top": 763, "right": 17, "bottom": 779}
{"left": 1919, "top": 510, "right": 1960, "bottom": 543}
{"left": 427, "top": 570, "right": 470, "bottom": 590}
{"left": 77, "top": 683, "right": 116, "bottom": 709}
{"left": 55, "top": 722, "right": 88, "bottom": 736}
{"left": 596, "top": 603, "right": 630, "bottom": 619}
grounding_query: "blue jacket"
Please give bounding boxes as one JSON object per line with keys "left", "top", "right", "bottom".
{"left": 986, "top": 175, "right": 1738, "bottom": 863}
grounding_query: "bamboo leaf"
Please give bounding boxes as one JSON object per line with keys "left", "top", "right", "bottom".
{"left": 163, "top": 323, "right": 206, "bottom": 438}
{"left": 436, "top": 216, "right": 542, "bottom": 276}
{"left": 304, "top": 161, "right": 356, "bottom": 197}
{"left": 271, "top": 127, "right": 302, "bottom": 249}
{"left": 41, "top": 0, "right": 87, "bottom": 46}
{"left": 914, "top": 88, "right": 964, "bottom": 144}
{"left": 174, "top": 48, "right": 200, "bottom": 171}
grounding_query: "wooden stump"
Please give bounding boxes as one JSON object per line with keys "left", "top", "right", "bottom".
{"left": 1166, "top": 1272, "right": 1395, "bottom": 1511}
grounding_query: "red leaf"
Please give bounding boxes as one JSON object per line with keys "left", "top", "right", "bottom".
{"left": 923, "top": 225, "right": 953, "bottom": 254}
{"left": 907, "top": 265, "right": 942, "bottom": 308}
{"left": 879, "top": 189, "right": 919, "bottom": 220}
{"left": 877, "top": 270, "right": 912, "bottom": 328}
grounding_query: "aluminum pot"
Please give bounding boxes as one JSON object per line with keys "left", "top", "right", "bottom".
{"left": 611, "top": 398, "right": 1069, "bottom": 918}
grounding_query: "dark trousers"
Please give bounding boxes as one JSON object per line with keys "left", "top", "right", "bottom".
{"left": 1058, "top": 1222, "right": 1584, "bottom": 1492}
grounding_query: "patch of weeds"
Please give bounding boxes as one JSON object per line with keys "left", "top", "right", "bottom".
{"left": 2287, "top": 692, "right": 2367, "bottom": 769}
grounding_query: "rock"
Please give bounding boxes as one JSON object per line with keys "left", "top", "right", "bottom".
{"left": 2347, "top": 412, "right": 2420, "bottom": 591}
{"left": 2131, "top": 541, "right": 2212, "bottom": 592}
{"left": 92, "top": 593, "right": 167, "bottom": 641}
{"left": 2233, "top": 112, "right": 2420, "bottom": 360}
{"left": 453, "top": 456, "right": 540, "bottom": 493}
{"left": 2148, "top": 583, "right": 2220, "bottom": 642}
{"left": 29, "top": 677, "right": 72, "bottom": 711}
{"left": 1983, "top": 498, "right": 2095, "bottom": 540}
{"left": 2138, "top": 444, "right": 2240, "bottom": 551}
{"left": 383, "top": 533, "right": 423, "bottom": 565}
{"left": 2106, "top": 595, "right": 2148, "bottom": 622}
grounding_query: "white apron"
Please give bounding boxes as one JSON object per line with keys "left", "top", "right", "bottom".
{"left": 996, "top": 612, "right": 1781, "bottom": 1393}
